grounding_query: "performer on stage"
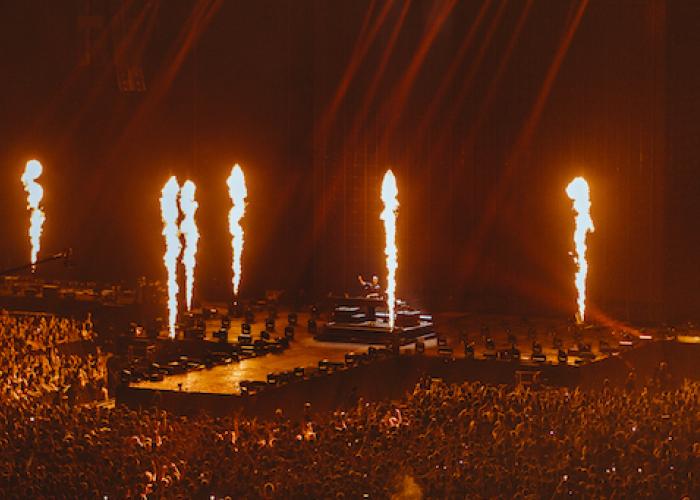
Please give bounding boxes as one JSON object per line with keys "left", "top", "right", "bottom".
{"left": 357, "top": 274, "right": 382, "bottom": 298}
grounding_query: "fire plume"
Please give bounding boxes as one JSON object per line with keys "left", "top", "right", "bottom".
{"left": 21, "top": 160, "right": 46, "bottom": 271}
{"left": 380, "top": 170, "right": 399, "bottom": 329}
{"left": 226, "top": 164, "right": 247, "bottom": 297}
{"left": 565, "top": 176, "right": 594, "bottom": 323}
{"left": 160, "top": 176, "right": 182, "bottom": 339}
{"left": 179, "top": 180, "right": 199, "bottom": 311}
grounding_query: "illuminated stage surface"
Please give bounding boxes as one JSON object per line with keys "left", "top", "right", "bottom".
{"left": 132, "top": 316, "right": 412, "bottom": 394}
{"left": 130, "top": 310, "right": 661, "bottom": 395}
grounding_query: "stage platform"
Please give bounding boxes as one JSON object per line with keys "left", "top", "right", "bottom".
{"left": 129, "top": 309, "right": 661, "bottom": 396}
{"left": 131, "top": 318, "right": 424, "bottom": 394}
{"left": 120, "top": 334, "right": 700, "bottom": 420}
{"left": 316, "top": 319, "right": 435, "bottom": 344}
{"left": 316, "top": 295, "right": 435, "bottom": 344}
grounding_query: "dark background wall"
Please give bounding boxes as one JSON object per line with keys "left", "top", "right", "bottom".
{"left": 0, "top": 0, "right": 695, "bottom": 322}
{"left": 666, "top": 1, "right": 700, "bottom": 321}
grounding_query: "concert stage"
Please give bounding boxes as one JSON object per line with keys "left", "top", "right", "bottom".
{"left": 130, "top": 315, "right": 399, "bottom": 394}
{"left": 119, "top": 334, "right": 700, "bottom": 420}
{"left": 118, "top": 310, "right": 692, "bottom": 419}
{"left": 315, "top": 296, "right": 435, "bottom": 344}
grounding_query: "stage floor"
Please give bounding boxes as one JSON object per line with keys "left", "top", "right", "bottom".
{"left": 133, "top": 311, "right": 434, "bottom": 394}
{"left": 131, "top": 310, "right": 661, "bottom": 395}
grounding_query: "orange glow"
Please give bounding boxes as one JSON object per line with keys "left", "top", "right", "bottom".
{"left": 566, "top": 176, "right": 594, "bottom": 323}
{"left": 179, "top": 180, "right": 199, "bottom": 311}
{"left": 20, "top": 160, "right": 45, "bottom": 271}
{"left": 380, "top": 170, "right": 399, "bottom": 329}
{"left": 160, "top": 176, "right": 182, "bottom": 339}
{"left": 226, "top": 164, "right": 247, "bottom": 297}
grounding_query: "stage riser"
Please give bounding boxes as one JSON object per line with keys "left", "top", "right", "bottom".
{"left": 316, "top": 323, "right": 434, "bottom": 344}
{"left": 118, "top": 340, "right": 700, "bottom": 420}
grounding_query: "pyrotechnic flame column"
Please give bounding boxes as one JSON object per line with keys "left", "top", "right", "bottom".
{"left": 20, "top": 160, "right": 46, "bottom": 271}
{"left": 179, "top": 181, "right": 199, "bottom": 311}
{"left": 160, "top": 176, "right": 182, "bottom": 339}
{"left": 227, "top": 164, "right": 248, "bottom": 298}
{"left": 380, "top": 170, "right": 399, "bottom": 330}
{"left": 565, "top": 176, "right": 594, "bottom": 324}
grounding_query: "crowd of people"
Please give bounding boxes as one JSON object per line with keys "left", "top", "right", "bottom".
{"left": 0, "top": 373, "right": 698, "bottom": 497}
{"left": 0, "top": 310, "right": 697, "bottom": 497}
{"left": 0, "top": 311, "right": 106, "bottom": 404}
{"left": 0, "top": 311, "right": 93, "bottom": 347}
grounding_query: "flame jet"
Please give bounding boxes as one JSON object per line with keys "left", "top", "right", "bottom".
{"left": 565, "top": 176, "right": 594, "bottom": 323}
{"left": 160, "top": 176, "right": 182, "bottom": 338}
{"left": 226, "top": 164, "right": 247, "bottom": 297}
{"left": 21, "top": 160, "right": 46, "bottom": 271}
{"left": 179, "top": 181, "right": 199, "bottom": 311}
{"left": 380, "top": 170, "right": 399, "bottom": 329}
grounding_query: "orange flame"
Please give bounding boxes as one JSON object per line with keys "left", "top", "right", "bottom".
{"left": 380, "top": 170, "right": 399, "bottom": 329}
{"left": 21, "top": 160, "right": 45, "bottom": 271}
{"left": 179, "top": 180, "right": 199, "bottom": 311}
{"left": 565, "top": 176, "right": 594, "bottom": 323}
{"left": 226, "top": 164, "right": 247, "bottom": 297}
{"left": 160, "top": 176, "right": 182, "bottom": 338}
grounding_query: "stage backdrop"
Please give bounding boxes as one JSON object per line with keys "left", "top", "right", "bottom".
{"left": 1, "top": 1, "right": 697, "bottom": 322}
